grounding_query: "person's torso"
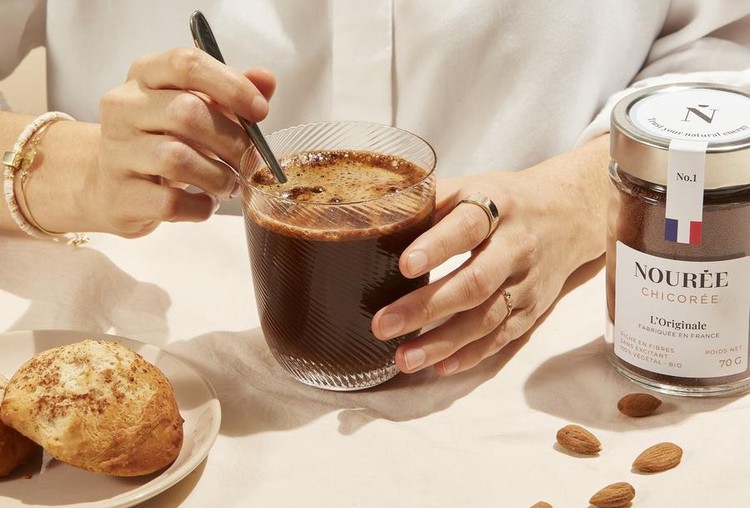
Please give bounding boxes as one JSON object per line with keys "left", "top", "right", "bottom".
{"left": 46, "top": 0, "right": 668, "bottom": 176}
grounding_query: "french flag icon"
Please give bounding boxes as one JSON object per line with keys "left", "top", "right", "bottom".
{"left": 665, "top": 218, "right": 702, "bottom": 245}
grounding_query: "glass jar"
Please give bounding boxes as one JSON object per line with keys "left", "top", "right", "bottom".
{"left": 606, "top": 83, "right": 750, "bottom": 396}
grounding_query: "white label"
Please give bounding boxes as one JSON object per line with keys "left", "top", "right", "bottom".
{"left": 664, "top": 139, "right": 707, "bottom": 245}
{"left": 630, "top": 88, "right": 750, "bottom": 143}
{"left": 614, "top": 242, "right": 750, "bottom": 378}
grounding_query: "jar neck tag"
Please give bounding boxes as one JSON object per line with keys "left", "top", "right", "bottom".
{"left": 664, "top": 139, "right": 708, "bottom": 244}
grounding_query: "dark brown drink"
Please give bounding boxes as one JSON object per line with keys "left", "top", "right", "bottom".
{"left": 243, "top": 148, "right": 435, "bottom": 390}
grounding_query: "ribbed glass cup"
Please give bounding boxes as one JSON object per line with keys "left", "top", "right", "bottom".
{"left": 240, "top": 121, "right": 436, "bottom": 391}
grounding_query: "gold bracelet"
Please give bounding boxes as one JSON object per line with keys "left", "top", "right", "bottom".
{"left": 2, "top": 111, "right": 88, "bottom": 246}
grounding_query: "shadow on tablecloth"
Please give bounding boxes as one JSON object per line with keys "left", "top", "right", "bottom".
{"left": 0, "top": 240, "right": 170, "bottom": 345}
{"left": 523, "top": 337, "right": 740, "bottom": 431}
{"left": 166, "top": 327, "right": 528, "bottom": 437}
{"left": 165, "top": 256, "right": 610, "bottom": 437}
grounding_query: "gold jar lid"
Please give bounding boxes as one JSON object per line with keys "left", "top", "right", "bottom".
{"left": 611, "top": 82, "right": 750, "bottom": 189}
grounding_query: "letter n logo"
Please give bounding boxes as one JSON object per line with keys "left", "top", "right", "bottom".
{"left": 683, "top": 104, "right": 717, "bottom": 124}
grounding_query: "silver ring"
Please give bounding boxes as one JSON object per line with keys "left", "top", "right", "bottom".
{"left": 458, "top": 192, "right": 500, "bottom": 240}
{"left": 502, "top": 289, "right": 513, "bottom": 317}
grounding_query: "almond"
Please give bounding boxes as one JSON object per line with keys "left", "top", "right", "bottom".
{"left": 530, "top": 503, "right": 552, "bottom": 508}
{"left": 589, "top": 482, "right": 636, "bottom": 508}
{"left": 632, "top": 442, "right": 682, "bottom": 472}
{"left": 617, "top": 392, "right": 662, "bottom": 417}
{"left": 555, "top": 424, "right": 601, "bottom": 455}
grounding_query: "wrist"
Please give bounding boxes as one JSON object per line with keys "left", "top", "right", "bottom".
{"left": 562, "top": 134, "right": 611, "bottom": 263}
{"left": 23, "top": 121, "right": 101, "bottom": 234}
{"left": 525, "top": 133, "right": 610, "bottom": 269}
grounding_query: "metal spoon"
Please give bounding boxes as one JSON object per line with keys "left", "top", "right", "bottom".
{"left": 189, "top": 10, "right": 287, "bottom": 183}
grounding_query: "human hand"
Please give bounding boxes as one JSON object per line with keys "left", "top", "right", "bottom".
{"left": 83, "top": 47, "right": 275, "bottom": 237}
{"left": 371, "top": 135, "right": 610, "bottom": 375}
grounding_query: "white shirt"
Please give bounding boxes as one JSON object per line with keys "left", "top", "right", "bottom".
{"left": 2, "top": 0, "right": 749, "bottom": 180}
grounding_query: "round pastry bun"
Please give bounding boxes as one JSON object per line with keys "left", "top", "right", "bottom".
{"left": 0, "top": 374, "right": 40, "bottom": 476}
{"left": 0, "top": 339, "right": 183, "bottom": 476}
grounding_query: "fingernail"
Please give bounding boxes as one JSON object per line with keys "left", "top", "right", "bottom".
{"left": 404, "top": 348, "right": 426, "bottom": 371}
{"left": 379, "top": 312, "right": 404, "bottom": 338}
{"left": 229, "top": 177, "right": 241, "bottom": 198}
{"left": 442, "top": 357, "right": 460, "bottom": 375}
{"left": 250, "top": 95, "right": 268, "bottom": 119}
{"left": 406, "top": 249, "right": 428, "bottom": 275}
{"left": 210, "top": 194, "right": 221, "bottom": 214}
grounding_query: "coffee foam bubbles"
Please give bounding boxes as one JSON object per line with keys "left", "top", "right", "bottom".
{"left": 245, "top": 150, "right": 434, "bottom": 241}
{"left": 250, "top": 150, "right": 427, "bottom": 204}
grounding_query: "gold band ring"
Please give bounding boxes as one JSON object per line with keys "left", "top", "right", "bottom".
{"left": 502, "top": 289, "right": 513, "bottom": 317}
{"left": 458, "top": 192, "right": 500, "bottom": 240}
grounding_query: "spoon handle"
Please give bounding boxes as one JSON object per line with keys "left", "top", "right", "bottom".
{"left": 189, "top": 10, "right": 287, "bottom": 183}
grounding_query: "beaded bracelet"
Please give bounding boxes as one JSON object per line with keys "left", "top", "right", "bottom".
{"left": 2, "top": 111, "right": 88, "bottom": 246}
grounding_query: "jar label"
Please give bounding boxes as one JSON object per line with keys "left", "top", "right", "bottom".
{"left": 614, "top": 241, "right": 750, "bottom": 378}
{"left": 665, "top": 139, "right": 707, "bottom": 244}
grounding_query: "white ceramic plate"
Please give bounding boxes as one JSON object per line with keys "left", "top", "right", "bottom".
{"left": 0, "top": 330, "right": 221, "bottom": 508}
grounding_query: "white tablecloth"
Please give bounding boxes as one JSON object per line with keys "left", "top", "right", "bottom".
{"left": 1, "top": 215, "right": 748, "bottom": 507}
